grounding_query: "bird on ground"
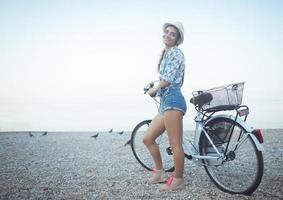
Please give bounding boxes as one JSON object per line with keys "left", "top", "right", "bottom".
{"left": 42, "top": 131, "right": 48, "bottom": 136}
{"left": 29, "top": 132, "right": 34, "bottom": 137}
{"left": 109, "top": 129, "right": 113, "bottom": 133}
{"left": 124, "top": 139, "right": 131, "bottom": 146}
{"left": 91, "top": 133, "right": 99, "bottom": 138}
{"left": 117, "top": 131, "right": 124, "bottom": 135}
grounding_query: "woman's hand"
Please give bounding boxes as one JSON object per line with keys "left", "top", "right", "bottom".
{"left": 147, "top": 80, "right": 169, "bottom": 97}
{"left": 147, "top": 87, "right": 158, "bottom": 97}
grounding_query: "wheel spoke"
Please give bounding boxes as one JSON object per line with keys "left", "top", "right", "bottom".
{"left": 200, "top": 118, "right": 263, "bottom": 195}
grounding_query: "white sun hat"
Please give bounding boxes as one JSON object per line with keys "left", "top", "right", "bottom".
{"left": 163, "top": 21, "right": 184, "bottom": 45}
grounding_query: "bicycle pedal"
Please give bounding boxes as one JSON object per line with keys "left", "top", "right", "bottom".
{"left": 166, "top": 147, "right": 173, "bottom": 155}
{"left": 185, "top": 154, "right": 193, "bottom": 160}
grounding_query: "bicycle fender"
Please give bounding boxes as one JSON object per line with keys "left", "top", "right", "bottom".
{"left": 249, "top": 133, "right": 264, "bottom": 151}
{"left": 205, "top": 114, "right": 264, "bottom": 151}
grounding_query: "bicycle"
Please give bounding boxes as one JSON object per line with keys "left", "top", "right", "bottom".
{"left": 130, "top": 81, "right": 264, "bottom": 195}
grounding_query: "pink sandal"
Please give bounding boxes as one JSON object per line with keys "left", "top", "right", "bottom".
{"left": 149, "top": 168, "right": 167, "bottom": 184}
{"left": 161, "top": 173, "right": 184, "bottom": 191}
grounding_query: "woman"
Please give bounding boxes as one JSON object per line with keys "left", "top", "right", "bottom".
{"left": 143, "top": 21, "right": 187, "bottom": 191}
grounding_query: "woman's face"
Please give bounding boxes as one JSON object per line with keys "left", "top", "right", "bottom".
{"left": 163, "top": 26, "right": 179, "bottom": 48}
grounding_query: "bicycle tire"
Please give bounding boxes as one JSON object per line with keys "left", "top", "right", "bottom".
{"left": 199, "top": 117, "right": 264, "bottom": 195}
{"left": 130, "top": 120, "right": 174, "bottom": 172}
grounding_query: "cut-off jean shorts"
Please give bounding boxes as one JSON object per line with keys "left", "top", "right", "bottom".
{"left": 159, "top": 87, "right": 187, "bottom": 116}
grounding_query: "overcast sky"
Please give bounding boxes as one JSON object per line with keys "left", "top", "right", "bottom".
{"left": 0, "top": 0, "right": 282, "bottom": 131}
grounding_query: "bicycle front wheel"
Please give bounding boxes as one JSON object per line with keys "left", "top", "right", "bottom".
{"left": 199, "top": 117, "right": 264, "bottom": 195}
{"left": 130, "top": 120, "right": 174, "bottom": 172}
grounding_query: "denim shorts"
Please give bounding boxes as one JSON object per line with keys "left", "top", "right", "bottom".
{"left": 159, "top": 87, "right": 187, "bottom": 115}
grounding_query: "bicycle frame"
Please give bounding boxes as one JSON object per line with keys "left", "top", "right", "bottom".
{"left": 182, "top": 110, "right": 224, "bottom": 162}
{"left": 145, "top": 82, "right": 263, "bottom": 165}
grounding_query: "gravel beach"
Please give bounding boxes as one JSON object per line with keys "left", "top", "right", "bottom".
{"left": 0, "top": 129, "right": 282, "bottom": 200}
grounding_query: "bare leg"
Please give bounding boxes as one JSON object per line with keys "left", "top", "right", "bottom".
{"left": 164, "top": 110, "right": 184, "bottom": 179}
{"left": 143, "top": 114, "right": 166, "bottom": 170}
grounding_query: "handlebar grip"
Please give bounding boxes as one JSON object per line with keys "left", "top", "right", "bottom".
{"left": 144, "top": 82, "right": 154, "bottom": 94}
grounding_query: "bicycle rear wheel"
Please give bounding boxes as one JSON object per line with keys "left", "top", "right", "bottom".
{"left": 199, "top": 117, "right": 264, "bottom": 195}
{"left": 130, "top": 120, "right": 174, "bottom": 172}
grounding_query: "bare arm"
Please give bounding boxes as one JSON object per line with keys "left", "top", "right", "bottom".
{"left": 148, "top": 80, "right": 170, "bottom": 97}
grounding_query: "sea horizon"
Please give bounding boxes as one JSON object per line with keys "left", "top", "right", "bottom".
{"left": 0, "top": 95, "right": 282, "bottom": 132}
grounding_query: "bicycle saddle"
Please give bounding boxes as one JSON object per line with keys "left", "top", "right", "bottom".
{"left": 190, "top": 92, "right": 213, "bottom": 107}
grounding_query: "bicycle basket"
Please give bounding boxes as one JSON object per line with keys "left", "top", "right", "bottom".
{"left": 193, "top": 82, "right": 245, "bottom": 111}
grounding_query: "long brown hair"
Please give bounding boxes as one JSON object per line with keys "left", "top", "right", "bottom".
{"left": 157, "top": 49, "right": 166, "bottom": 72}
